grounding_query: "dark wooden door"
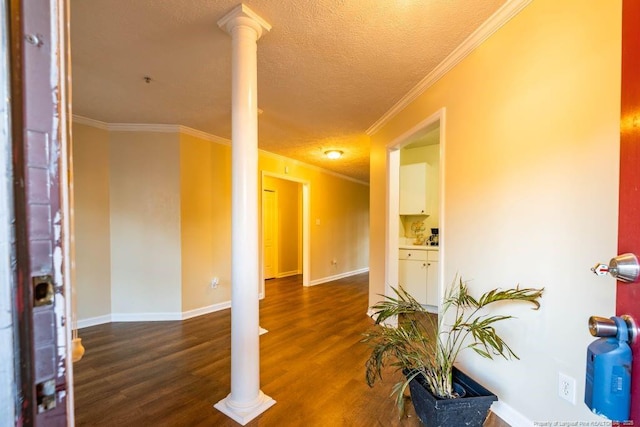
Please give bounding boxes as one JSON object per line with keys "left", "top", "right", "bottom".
{"left": 617, "top": 0, "right": 640, "bottom": 422}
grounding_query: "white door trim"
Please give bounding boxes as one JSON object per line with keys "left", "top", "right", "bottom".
{"left": 386, "top": 108, "right": 446, "bottom": 305}
{"left": 260, "top": 171, "right": 310, "bottom": 295}
{"left": 262, "top": 188, "right": 278, "bottom": 280}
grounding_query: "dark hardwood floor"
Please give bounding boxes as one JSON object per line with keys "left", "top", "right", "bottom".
{"left": 73, "top": 273, "right": 423, "bottom": 426}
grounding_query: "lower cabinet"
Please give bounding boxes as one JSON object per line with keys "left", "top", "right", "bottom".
{"left": 425, "top": 250, "right": 439, "bottom": 306}
{"left": 399, "top": 249, "right": 439, "bottom": 306}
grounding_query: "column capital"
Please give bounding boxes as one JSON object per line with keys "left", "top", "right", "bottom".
{"left": 218, "top": 4, "right": 272, "bottom": 39}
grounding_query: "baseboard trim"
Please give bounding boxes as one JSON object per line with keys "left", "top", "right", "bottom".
{"left": 182, "top": 301, "right": 232, "bottom": 320}
{"left": 111, "top": 312, "right": 182, "bottom": 322}
{"left": 81, "top": 268, "right": 353, "bottom": 326}
{"left": 490, "top": 401, "right": 533, "bottom": 427}
{"left": 79, "top": 302, "right": 235, "bottom": 327}
{"left": 308, "top": 267, "right": 369, "bottom": 287}
{"left": 77, "top": 314, "right": 112, "bottom": 329}
{"left": 275, "top": 270, "right": 301, "bottom": 278}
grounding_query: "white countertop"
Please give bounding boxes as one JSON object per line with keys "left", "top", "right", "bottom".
{"left": 399, "top": 244, "right": 439, "bottom": 250}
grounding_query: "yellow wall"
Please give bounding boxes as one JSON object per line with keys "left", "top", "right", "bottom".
{"left": 370, "top": 0, "right": 620, "bottom": 421}
{"left": 109, "top": 131, "right": 182, "bottom": 315}
{"left": 73, "top": 123, "right": 369, "bottom": 321}
{"left": 179, "top": 133, "right": 232, "bottom": 312}
{"left": 259, "top": 153, "right": 370, "bottom": 281}
{"left": 72, "top": 123, "right": 111, "bottom": 320}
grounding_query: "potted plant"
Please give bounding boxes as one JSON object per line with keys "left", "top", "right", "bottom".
{"left": 362, "top": 277, "right": 544, "bottom": 426}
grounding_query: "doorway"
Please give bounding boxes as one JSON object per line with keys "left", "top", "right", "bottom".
{"left": 260, "top": 171, "right": 310, "bottom": 296}
{"left": 386, "top": 108, "right": 445, "bottom": 306}
{"left": 263, "top": 189, "right": 277, "bottom": 280}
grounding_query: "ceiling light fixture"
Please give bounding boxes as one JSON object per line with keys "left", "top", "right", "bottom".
{"left": 325, "top": 150, "right": 343, "bottom": 159}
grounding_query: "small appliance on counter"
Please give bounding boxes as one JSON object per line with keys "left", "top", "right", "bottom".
{"left": 426, "top": 228, "right": 439, "bottom": 246}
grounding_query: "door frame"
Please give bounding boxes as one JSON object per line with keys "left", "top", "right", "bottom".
{"left": 262, "top": 188, "right": 278, "bottom": 280}
{"left": 385, "top": 108, "right": 446, "bottom": 305}
{"left": 0, "top": 0, "right": 17, "bottom": 422}
{"left": 5, "top": 0, "right": 74, "bottom": 423}
{"left": 260, "top": 171, "right": 310, "bottom": 296}
{"left": 617, "top": 0, "right": 640, "bottom": 420}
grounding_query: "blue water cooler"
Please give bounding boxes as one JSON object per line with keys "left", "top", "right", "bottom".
{"left": 584, "top": 315, "right": 633, "bottom": 421}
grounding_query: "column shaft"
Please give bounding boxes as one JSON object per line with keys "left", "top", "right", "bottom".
{"left": 215, "top": 5, "right": 274, "bottom": 425}
{"left": 230, "top": 22, "right": 260, "bottom": 404}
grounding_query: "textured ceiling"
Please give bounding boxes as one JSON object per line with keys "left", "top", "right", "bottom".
{"left": 70, "top": 0, "right": 507, "bottom": 183}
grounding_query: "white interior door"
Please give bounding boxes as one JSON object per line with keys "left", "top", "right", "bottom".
{"left": 263, "top": 189, "right": 277, "bottom": 280}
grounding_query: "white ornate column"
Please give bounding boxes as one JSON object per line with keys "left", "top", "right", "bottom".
{"left": 214, "top": 4, "right": 274, "bottom": 425}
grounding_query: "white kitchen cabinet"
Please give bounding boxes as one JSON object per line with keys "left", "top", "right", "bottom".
{"left": 399, "top": 163, "right": 431, "bottom": 215}
{"left": 399, "top": 249, "right": 428, "bottom": 304}
{"left": 398, "top": 248, "right": 439, "bottom": 306}
{"left": 425, "top": 250, "right": 439, "bottom": 306}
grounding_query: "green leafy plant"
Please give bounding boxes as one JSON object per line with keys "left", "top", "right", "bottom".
{"left": 362, "top": 277, "right": 543, "bottom": 414}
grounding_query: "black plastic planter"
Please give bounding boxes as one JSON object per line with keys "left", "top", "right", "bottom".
{"left": 408, "top": 367, "right": 498, "bottom": 427}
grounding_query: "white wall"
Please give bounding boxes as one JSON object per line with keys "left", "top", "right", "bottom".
{"left": 370, "top": 0, "right": 620, "bottom": 422}
{"left": 109, "top": 131, "right": 182, "bottom": 317}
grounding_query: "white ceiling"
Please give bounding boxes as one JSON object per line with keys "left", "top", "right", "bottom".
{"left": 70, "top": 0, "right": 507, "bottom": 183}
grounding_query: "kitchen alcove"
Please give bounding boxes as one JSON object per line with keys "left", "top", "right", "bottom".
{"left": 386, "top": 109, "right": 444, "bottom": 314}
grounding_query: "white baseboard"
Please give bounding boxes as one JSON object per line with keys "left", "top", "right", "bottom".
{"left": 490, "top": 401, "right": 533, "bottom": 427}
{"left": 78, "top": 268, "right": 369, "bottom": 326}
{"left": 111, "top": 312, "right": 182, "bottom": 322}
{"left": 308, "top": 267, "right": 369, "bottom": 286}
{"left": 77, "top": 314, "right": 112, "bottom": 329}
{"left": 182, "top": 301, "right": 231, "bottom": 320}
{"left": 275, "top": 270, "right": 301, "bottom": 278}
{"left": 78, "top": 302, "right": 234, "bottom": 327}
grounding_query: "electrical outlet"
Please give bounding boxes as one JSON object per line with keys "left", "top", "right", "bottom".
{"left": 210, "top": 277, "right": 219, "bottom": 289}
{"left": 331, "top": 258, "right": 337, "bottom": 266}
{"left": 558, "top": 372, "right": 576, "bottom": 404}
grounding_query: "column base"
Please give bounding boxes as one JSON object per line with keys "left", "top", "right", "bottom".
{"left": 214, "top": 391, "right": 276, "bottom": 425}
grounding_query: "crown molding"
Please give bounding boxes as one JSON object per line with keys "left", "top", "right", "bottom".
{"left": 107, "top": 122, "right": 181, "bottom": 133}
{"left": 73, "top": 115, "right": 232, "bottom": 145}
{"left": 72, "top": 115, "right": 109, "bottom": 130}
{"left": 179, "top": 125, "right": 231, "bottom": 145}
{"left": 366, "top": 0, "right": 532, "bottom": 136}
{"left": 72, "top": 115, "right": 179, "bottom": 133}
{"left": 258, "top": 149, "right": 369, "bottom": 187}
{"left": 71, "top": 115, "right": 367, "bottom": 186}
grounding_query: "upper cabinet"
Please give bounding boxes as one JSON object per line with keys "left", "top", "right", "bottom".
{"left": 399, "top": 162, "right": 431, "bottom": 215}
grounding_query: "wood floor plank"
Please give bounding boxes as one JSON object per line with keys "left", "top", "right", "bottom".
{"left": 73, "top": 273, "right": 422, "bottom": 426}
